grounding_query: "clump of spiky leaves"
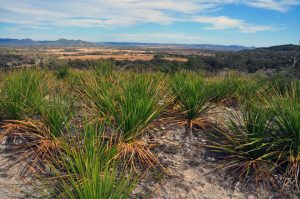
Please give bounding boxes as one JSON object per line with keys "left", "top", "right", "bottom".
{"left": 0, "top": 94, "right": 73, "bottom": 175}
{"left": 204, "top": 104, "right": 276, "bottom": 184}
{"left": 266, "top": 83, "right": 300, "bottom": 188}
{"left": 54, "top": 66, "right": 69, "bottom": 79}
{"left": 47, "top": 122, "right": 136, "bottom": 199}
{"left": 80, "top": 72, "right": 114, "bottom": 120}
{"left": 104, "top": 74, "right": 167, "bottom": 169}
{"left": 82, "top": 73, "right": 167, "bottom": 169}
{"left": 206, "top": 74, "right": 239, "bottom": 104}
{"left": 110, "top": 74, "right": 165, "bottom": 141}
{"left": 0, "top": 69, "right": 48, "bottom": 120}
{"left": 268, "top": 73, "right": 296, "bottom": 96}
{"left": 236, "top": 75, "right": 266, "bottom": 103}
{"left": 170, "top": 72, "right": 214, "bottom": 129}
{"left": 0, "top": 120, "right": 61, "bottom": 175}
{"left": 37, "top": 94, "right": 73, "bottom": 137}
{"left": 90, "top": 60, "right": 115, "bottom": 77}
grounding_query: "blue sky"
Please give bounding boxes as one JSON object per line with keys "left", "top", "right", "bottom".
{"left": 0, "top": 0, "right": 299, "bottom": 46}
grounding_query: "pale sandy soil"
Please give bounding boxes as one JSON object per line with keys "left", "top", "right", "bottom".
{"left": 0, "top": 150, "right": 37, "bottom": 199}
{"left": 1, "top": 106, "right": 297, "bottom": 198}
{"left": 163, "top": 57, "right": 188, "bottom": 62}
{"left": 133, "top": 106, "right": 294, "bottom": 199}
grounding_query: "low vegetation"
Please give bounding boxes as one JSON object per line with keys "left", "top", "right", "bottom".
{"left": 0, "top": 63, "right": 299, "bottom": 197}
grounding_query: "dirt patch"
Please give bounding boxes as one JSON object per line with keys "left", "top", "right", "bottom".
{"left": 0, "top": 149, "right": 38, "bottom": 199}
{"left": 133, "top": 107, "right": 285, "bottom": 199}
{"left": 163, "top": 57, "right": 188, "bottom": 62}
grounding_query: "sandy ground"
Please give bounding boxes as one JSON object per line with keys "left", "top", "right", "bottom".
{"left": 0, "top": 149, "right": 37, "bottom": 199}
{"left": 0, "top": 106, "right": 298, "bottom": 198}
{"left": 133, "top": 107, "right": 291, "bottom": 199}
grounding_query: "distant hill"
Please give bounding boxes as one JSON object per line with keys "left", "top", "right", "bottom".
{"left": 97, "top": 42, "right": 255, "bottom": 51}
{"left": 0, "top": 38, "right": 255, "bottom": 51}
{"left": 0, "top": 38, "right": 95, "bottom": 47}
{"left": 253, "top": 44, "right": 298, "bottom": 52}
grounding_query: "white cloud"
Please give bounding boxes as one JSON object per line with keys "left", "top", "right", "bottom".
{"left": 0, "top": 0, "right": 299, "bottom": 33}
{"left": 243, "top": 0, "right": 300, "bottom": 12}
{"left": 193, "top": 16, "right": 272, "bottom": 33}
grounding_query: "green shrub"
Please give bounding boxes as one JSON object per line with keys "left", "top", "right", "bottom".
{"left": 47, "top": 122, "right": 136, "bottom": 199}
{"left": 0, "top": 69, "right": 48, "bottom": 119}
{"left": 91, "top": 60, "right": 115, "bottom": 77}
{"left": 170, "top": 72, "right": 214, "bottom": 128}
{"left": 37, "top": 94, "right": 73, "bottom": 137}
{"left": 266, "top": 84, "right": 300, "bottom": 187}
{"left": 54, "top": 66, "right": 69, "bottom": 79}
{"left": 206, "top": 75, "right": 238, "bottom": 103}
{"left": 235, "top": 75, "right": 266, "bottom": 103}
{"left": 102, "top": 74, "right": 165, "bottom": 142}
{"left": 205, "top": 104, "right": 275, "bottom": 181}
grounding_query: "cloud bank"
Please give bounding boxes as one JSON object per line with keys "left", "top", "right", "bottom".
{"left": 0, "top": 0, "right": 299, "bottom": 33}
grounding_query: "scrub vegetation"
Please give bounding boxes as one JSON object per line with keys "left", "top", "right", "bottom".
{"left": 0, "top": 62, "right": 299, "bottom": 197}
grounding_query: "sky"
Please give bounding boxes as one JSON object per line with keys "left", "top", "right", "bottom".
{"left": 0, "top": 0, "right": 300, "bottom": 47}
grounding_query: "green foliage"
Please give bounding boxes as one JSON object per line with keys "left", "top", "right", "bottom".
{"left": 103, "top": 74, "right": 165, "bottom": 142}
{"left": 205, "top": 104, "right": 275, "bottom": 180}
{"left": 184, "top": 56, "right": 208, "bottom": 71}
{"left": 205, "top": 82, "right": 300, "bottom": 186}
{"left": 170, "top": 72, "right": 213, "bottom": 121}
{"left": 0, "top": 69, "right": 48, "bottom": 119}
{"left": 48, "top": 122, "right": 136, "bottom": 199}
{"left": 265, "top": 84, "right": 300, "bottom": 184}
{"left": 236, "top": 75, "right": 266, "bottom": 103}
{"left": 206, "top": 75, "right": 238, "bottom": 103}
{"left": 37, "top": 94, "right": 73, "bottom": 137}
{"left": 80, "top": 73, "right": 114, "bottom": 118}
{"left": 268, "top": 73, "right": 300, "bottom": 96}
{"left": 54, "top": 66, "right": 69, "bottom": 79}
{"left": 91, "top": 60, "right": 115, "bottom": 77}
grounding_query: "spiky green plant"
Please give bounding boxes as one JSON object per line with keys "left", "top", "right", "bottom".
{"left": 205, "top": 104, "right": 276, "bottom": 182}
{"left": 206, "top": 75, "right": 238, "bottom": 103}
{"left": 170, "top": 72, "right": 214, "bottom": 129}
{"left": 54, "top": 66, "right": 69, "bottom": 79}
{"left": 47, "top": 122, "right": 136, "bottom": 199}
{"left": 0, "top": 69, "right": 48, "bottom": 120}
{"left": 82, "top": 73, "right": 167, "bottom": 168}
{"left": 91, "top": 60, "right": 115, "bottom": 77}
{"left": 268, "top": 73, "right": 296, "bottom": 96}
{"left": 80, "top": 72, "right": 114, "bottom": 119}
{"left": 37, "top": 94, "right": 73, "bottom": 137}
{"left": 235, "top": 75, "right": 266, "bottom": 103}
{"left": 0, "top": 94, "right": 72, "bottom": 175}
{"left": 266, "top": 83, "right": 300, "bottom": 187}
{"left": 107, "top": 74, "right": 165, "bottom": 142}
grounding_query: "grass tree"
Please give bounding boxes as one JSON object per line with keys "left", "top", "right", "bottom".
{"left": 46, "top": 122, "right": 136, "bottom": 199}
{"left": 82, "top": 73, "right": 167, "bottom": 169}
{"left": 0, "top": 69, "right": 48, "bottom": 120}
{"left": 266, "top": 83, "right": 300, "bottom": 188}
{"left": 0, "top": 94, "right": 73, "bottom": 175}
{"left": 206, "top": 75, "right": 238, "bottom": 104}
{"left": 204, "top": 104, "right": 276, "bottom": 183}
{"left": 170, "top": 72, "right": 214, "bottom": 130}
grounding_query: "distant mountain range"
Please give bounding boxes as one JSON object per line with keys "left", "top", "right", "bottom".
{"left": 0, "top": 38, "right": 256, "bottom": 51}
{"left": 0, "top": 38, "right": 95, "bottom": 47}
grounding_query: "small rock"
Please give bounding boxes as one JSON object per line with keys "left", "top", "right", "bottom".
{"left": 247, "top": 194, "right": 256, "bottom": 199}
{"left": 173, "top": 134, "right": 181, "bottom": 141}
{"left": 200, "top": 138, "right": 206, "bottom": 143}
